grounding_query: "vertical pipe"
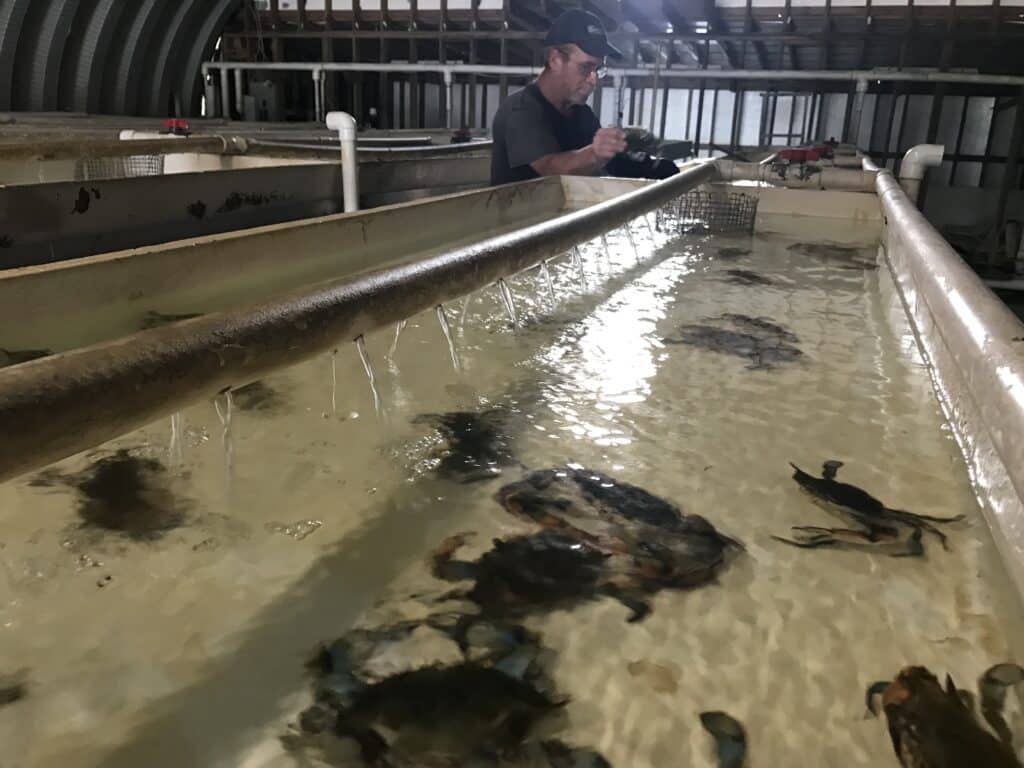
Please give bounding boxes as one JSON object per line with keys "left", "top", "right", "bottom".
{"left": 659, "top": 84, "right": 670, "bottom": 139}
{"left": 730, "top": 86, "right": 744, "bottom": 152}
{"left": 649, "top": 43, "right": 662, "bottom": 134}
{"left": 996, "top": 86, "right": 1024, "bottom": 235}
{"left": 786, "top": 93, "right": 797, "bottom": 146}
{"left": 203, "top": 65, "right": 215, "bottom": 118}
{"left": 313, "top": 70, "right": 323, "bottom": 122}
{"left": 950, "top": 96, "right": 971, "bottom": 185}
{"left": 847, "top": 78, "right": 868, "bottom": 146}
{"left": 894, "top": 90, "right": 911, "bottom": 173}
{"left": 979, "top": 97, "right": 1001, "bottom": 188}
{"left": 499, "top": 37, "right": 508, "bottom": 102}
{"left": 444, "top": 69, "right": 453, "bottom": 129}
{"left": 220, "top": 67, "right": 232, "bottom": 119}
{"left": 234, "top": 69, "right": 245, "bottom": 119}
{"left": 694, "top": 83, "right": 706, "bottom": 157}
{"left": 708, "top": 89, "right": 719, "bottom": 154}
{"left": 326, "top": 111, "right": 359, "bottom": 212}
{"left": 881, "top": 86, "right": 899, "bottom": 169}
{"left": 758, "top": 89, "right": 768, "bottom": 145}
{"left": 767, "top": 90, "right": 778, "bottom": 144}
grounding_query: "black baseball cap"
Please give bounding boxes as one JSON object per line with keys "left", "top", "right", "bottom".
{"left": 543, "top": 9, "right": 623, "bottom": 60}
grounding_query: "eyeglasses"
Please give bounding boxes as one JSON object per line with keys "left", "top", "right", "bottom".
{"left": 577, "top": 62, "right": 608, "bottom": 80}
{"left": 556, "top": 48, "right": 607, "bottom": 80}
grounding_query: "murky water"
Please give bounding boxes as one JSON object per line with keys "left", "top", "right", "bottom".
{"left": 1, "top": 215, "right": 1023, "bottom": 768}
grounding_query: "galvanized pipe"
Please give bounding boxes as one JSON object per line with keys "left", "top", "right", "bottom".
{"left": 0, "top": 163, "right": 715, "bottom": 482}
{"left": 220, "top": 67, "right": 232, "bottom": 119}
{"left": 203, "top": 60, "right": 1024, "bottom": 87}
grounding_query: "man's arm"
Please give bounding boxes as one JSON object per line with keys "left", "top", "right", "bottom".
{"left": 530, "top": 126, "right": 626, "bottom": 177}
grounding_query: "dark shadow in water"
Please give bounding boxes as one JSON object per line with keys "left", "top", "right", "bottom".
{"left": 720, "top": 269, "right": 774, "bottom": 286}
{"left": 663, "top": 313, "right": 803, "bottom": 370}
{"left": 786, "top": 242, "right": 878, "bottom": 270}
{"left": 715, "top": 247, "right": 751, "bottom": 260}
{"left": 71, "top": 450, "right": 190, "bottom": 541}
{"left": 231, "top": 380, "right": 291, "bottom": 415}
{"left": 411, "top": 409, "right": 519, "bottom": 484}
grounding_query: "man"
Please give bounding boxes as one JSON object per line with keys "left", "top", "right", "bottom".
{"left": 490, "top": 9, "right": 677, "bottom": 186}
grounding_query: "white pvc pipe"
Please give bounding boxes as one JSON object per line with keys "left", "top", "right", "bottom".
{"left": 715, "top": 159, "right": 876, "bottom": 192}
{"left": 898, "top": 143, "right": 945, "bottom": 204}
{"left": 326, "top": 111, "right": 359, "bottom": 212}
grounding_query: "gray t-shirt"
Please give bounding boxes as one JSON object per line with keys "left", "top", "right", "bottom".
{"left": 490, "top": 83, "right": 601, "bottom": 186}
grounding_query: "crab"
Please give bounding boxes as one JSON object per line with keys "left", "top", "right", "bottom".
{"left": 866, "top": 663, "right": 1024, "bottom": 767}
{"left": 774, "top": 460, "right": 963, "bottom": 556}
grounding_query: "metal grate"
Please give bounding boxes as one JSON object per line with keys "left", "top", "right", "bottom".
{"left": 75, "top": 155, "right": 164, "bottom": 181}
{"left": 663, "top": 189, "right": 758, "bottom": 235}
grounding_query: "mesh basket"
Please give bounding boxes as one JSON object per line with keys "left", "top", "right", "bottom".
{"left": 658, "top": 189, "right": 758, "bottom": 235}
{"left": 75, "top": 155, "right": 164, "bottom": 181}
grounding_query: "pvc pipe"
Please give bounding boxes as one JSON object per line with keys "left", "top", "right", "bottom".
{"left": 326, "top": 110, "right": 360, "bottom": 212}
{"left": 202, "top": 60, "right": 1024, "bottom": 87}
{"left": 898, "top": 143, "right": 944, "bottom": 203}
{"left": 0, "top": 164, "right": 715, "bottom": 483}
{"left": 443, "top": 69, "right": 453, "bottom": 129}
{"left": 715, "top": 159, "right": 877, "bottom": 192}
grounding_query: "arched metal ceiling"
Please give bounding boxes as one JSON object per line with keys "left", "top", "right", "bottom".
{"left": 0, "top": 0, "right": 242, "bottom": 117}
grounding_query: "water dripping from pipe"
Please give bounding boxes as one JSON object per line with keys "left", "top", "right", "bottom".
{"left": 169, "top": 412, "right": 184, "bottom": 465}
{"left": 539, "top": 260, "right": 556, "bottom": 304}
{"left": 214, "top": 391, "right": 234, "bottom": 491}
{"left": 331, "top": 349, "right": 338, "bottom": 414}
{"left": 436, "top": 305, "right": 462, "bottom": 371}
{"left": 458, "top": 292, "right": 473, "bottom": 334}
{"left": 496, "top": 278, "right": 519, "bottom": 330}
{"left": 356, "top": 335, "right": 384, "bottom": 418}
{"left": 623, "top": 224, "right": 639, "bottom": 261}
{"left": 571, "top": 246, "right": 586, "bottom": 290}
{"left": 387, "top": 319, "right": 407, "bottom": 361}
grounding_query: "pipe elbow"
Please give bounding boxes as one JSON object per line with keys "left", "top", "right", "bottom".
{"left": 326, "top": 111, "right": 357, "bottom": 142}
{"left": 899, "top": 144, "right": 944, "bottom": 181}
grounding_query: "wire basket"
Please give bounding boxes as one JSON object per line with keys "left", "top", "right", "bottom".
{"left": 75, "top": 155, "right": 165, "bottom": 181}
{"left": 657, "top": 190, "right": 758, "bottom": 235}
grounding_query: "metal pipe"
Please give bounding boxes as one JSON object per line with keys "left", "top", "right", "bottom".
{"left": 202, "top": 64, "right": 216, "bottom": 118}
{"left": 847, "top": 77, "right": 868, "bottom": 144}
{"left": 898, "top": 143, "right": 944, "bottom": 203}
{"left": 202, "top": 60, "right": 1024, "bottom": 87}
{"left": 326, "top": 111, "right": 359, "bottom": 212}
{"left": 874, "top": 166, "right": 1024, "bottom": 602}
{"left": 0, "top": 164, "right": 714, "bottom": 483}
{"left": 234, "top": 69, "right": 245, "bottom": 119}
{"left": 313, "top": 69, "right": 323, "bottom": 122}
{"left": 716, "top": 159, "right": 876, "bottom": 191}
{"left": 219, "top": 67, "right": 232, "bottom": 119}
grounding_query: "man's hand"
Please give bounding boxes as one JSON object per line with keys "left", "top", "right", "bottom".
{"left": 591, "top": 127, "right": 627, "bottom": 161}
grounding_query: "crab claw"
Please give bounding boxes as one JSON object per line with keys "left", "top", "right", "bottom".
{"left": 865, "top": 680, "right": 890, "bottom": 717}
{"left": 700, "top": 711, "right": 747, "bottom": 768}
{"left": 979, "top": 662, "right": 1024, "bottom": 746}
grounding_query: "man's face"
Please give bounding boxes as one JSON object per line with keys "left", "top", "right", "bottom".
{"left": 551, "top": 45, "right": 605, "bottom": 105}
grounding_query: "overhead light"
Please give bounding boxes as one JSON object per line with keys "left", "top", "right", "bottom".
{"left": 665, "top": 23, "right": 674, "bottom": 32}
{"left": 695, "top": 20, "right": 709, "bottom": 33}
